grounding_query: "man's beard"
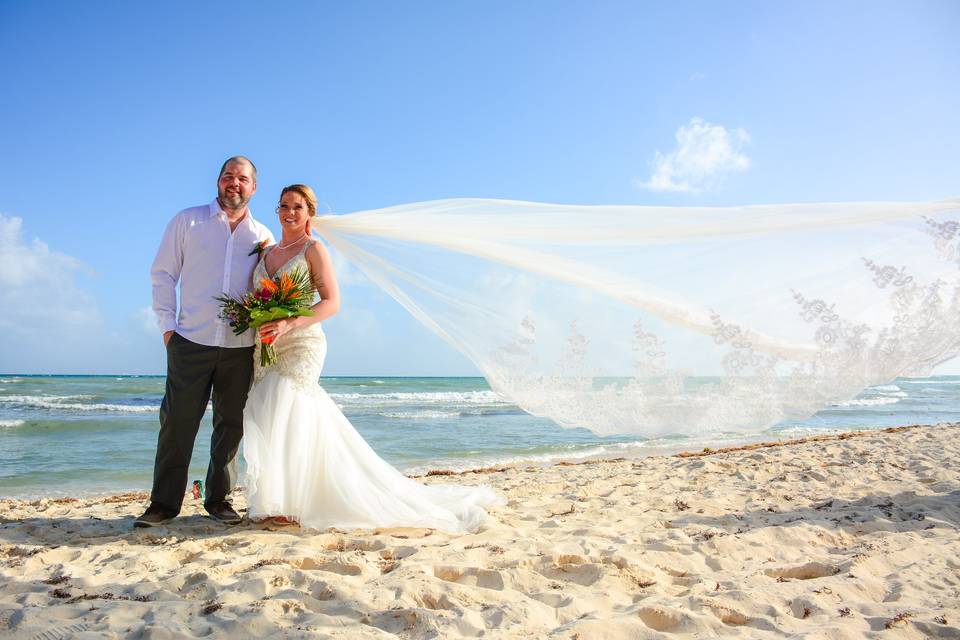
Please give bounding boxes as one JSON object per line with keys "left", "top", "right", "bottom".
{"left": 219, "top": 189, "right": 249, "bottom": 211}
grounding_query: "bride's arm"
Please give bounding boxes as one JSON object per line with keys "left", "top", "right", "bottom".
{"left": 258, "top": 240, "right": 340, "bottom": 341}
{"left": 301, "top": 239, "right": 340, "bottom": 322}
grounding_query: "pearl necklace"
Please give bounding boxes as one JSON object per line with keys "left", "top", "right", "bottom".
{"left": 277, "top": 234, "right": 308, "bottom": 250}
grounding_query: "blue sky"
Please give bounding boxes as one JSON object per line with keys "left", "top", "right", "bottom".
{"left": 1, "top": 1, "right": 958, "bottom": 375}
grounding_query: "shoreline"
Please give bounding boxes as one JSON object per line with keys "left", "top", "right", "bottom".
{"left": 0, "top": 423, "right": 942, "bottom": 505}
{"left": 0, "top": 423, "right": 936, "bottom": 504}
{"left": 1, "top": 422, "right": 958, "bottom": 637}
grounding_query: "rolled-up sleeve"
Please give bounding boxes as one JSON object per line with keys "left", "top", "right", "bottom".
{"left": 151, "top": 214, "right": 183, "bottom": 333}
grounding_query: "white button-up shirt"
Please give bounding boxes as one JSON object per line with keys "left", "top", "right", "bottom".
{"left": 151, "top": 199, "right": 275, "bottom": 348}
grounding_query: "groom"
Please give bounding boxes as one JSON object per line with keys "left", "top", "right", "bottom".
{"left": 136, "top": 156, "right": 275, "bottom": 528}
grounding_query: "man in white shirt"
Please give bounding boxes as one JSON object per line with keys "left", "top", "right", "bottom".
{"left": 136, "top": 156, "right": 275, "bottom": 527}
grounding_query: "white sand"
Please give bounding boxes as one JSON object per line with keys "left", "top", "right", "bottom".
{"left": 1, "top": 424, "right": 958, "bottom": 638}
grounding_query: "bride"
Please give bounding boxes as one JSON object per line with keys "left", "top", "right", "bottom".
{"left": 242, "top": 184, "right": 503, "bottom": 532}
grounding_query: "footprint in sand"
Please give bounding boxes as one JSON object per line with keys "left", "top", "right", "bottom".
{"left": 529, "top": 591, "right": 573, "bottom": 608}
{"left": 372, "top": 527, "right": 433, "bottom": 539}
{"left": 316, "top": 536, "right": 385, "bottom": 552}
{"left": 172, "top": 543, "right": 203, "bottom": 565}
{"left": 309, "top": 581, "right": 335, "bottom": 601}
{"left": 764, "top": 561, "right": 839, "bottom": 580}
{"left": 636, "top": 605, "right": 688, "bottom": 631}
{"left": 534, "top": 555, "right": 607, "bottom": 587}
{"left": 31, "top": 622, "right": 91, "bottom": 640}
{"left": 433, "top": 565, "right": 506, "bottom": 590}
{"left": 702, "top": 600, "right": 750, "bottom": 626}
{"left": 789, "top": 598, "right": 818, "bottom": 619}
{"left": 378, "top": 546, "right": 418, "bottom": 564}
{"left": 415, "top": 591, "right": 460, "bottom": 610}
{"left": 295, "top": 558, "right": 364, "bottom": 575}
{"left": 364, "top": 608, "right": 428, "bottom": 635}
{"left": 656, "top": 564, "right": 696, "bottom": 581}
{"left": 379, "top": 558, "right": 400, "bottom": 574}
{"left": 179, "top": 571, "right": 218, "bottom": 599}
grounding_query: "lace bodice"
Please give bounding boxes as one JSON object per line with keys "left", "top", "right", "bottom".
{"left": 252, "top": 243, "right": 327, "bottom": 391}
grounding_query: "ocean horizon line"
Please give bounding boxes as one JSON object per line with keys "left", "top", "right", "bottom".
{"left": 0, "top": 373, "right": 489, "bottom": 379}
{"left": 2, "top": 372, "right": 956, "bottom": 380}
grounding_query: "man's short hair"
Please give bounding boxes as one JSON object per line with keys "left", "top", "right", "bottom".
{"left": 219, "top": 156, "right": 257, "bottom": 180}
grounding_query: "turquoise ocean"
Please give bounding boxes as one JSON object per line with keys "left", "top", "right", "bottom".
{"left": 1, "top": 375, "right": 958, "bottom": 498}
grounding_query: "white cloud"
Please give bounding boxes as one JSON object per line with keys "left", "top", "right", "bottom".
{"left": 0, "top": 214, "right": 167, "bottom": 374}
{"left": 136, "top": 305, "right": 158, "bottom": 334}
{"left": 0, "top": 214, "right": 100, "bottom": 329}
{"left": 637, "top": 117, "right": 751, "bottom": 194}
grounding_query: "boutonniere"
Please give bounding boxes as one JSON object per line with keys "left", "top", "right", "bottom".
{"left": 249, "top": 239, "right": 269, "bottom": 257}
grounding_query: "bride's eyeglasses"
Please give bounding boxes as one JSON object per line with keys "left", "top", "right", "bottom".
{"left": 277, "top": 204, "right": 307, "bottom": 213}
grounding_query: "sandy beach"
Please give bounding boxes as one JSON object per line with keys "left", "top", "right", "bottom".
{"left": 1, "top": 424, "right": 958, "bottom": 639}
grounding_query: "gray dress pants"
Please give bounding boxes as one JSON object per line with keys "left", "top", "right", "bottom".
{"left": 150, "top": 332, "right": 254, "bottom": 514}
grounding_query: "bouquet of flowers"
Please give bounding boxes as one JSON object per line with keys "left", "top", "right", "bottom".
{"left": 216, "top": 266, "right": 315, "bottom": 366}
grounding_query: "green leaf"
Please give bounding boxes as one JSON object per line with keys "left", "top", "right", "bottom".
{"left": 249, "top": 306, "right": 315, "bottom": 328}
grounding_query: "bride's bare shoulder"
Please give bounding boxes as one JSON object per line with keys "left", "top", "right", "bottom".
{"left": 305, "top": 239, "right": 332, "bottom": 265}
{"left": 306, "top": 238, "right": 330, "bottom": 255}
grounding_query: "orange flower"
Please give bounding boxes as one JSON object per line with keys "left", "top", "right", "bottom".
{"left": 259, "top": 277, "right": 279, "bottom": 294}
{"left": 248, "top": 239, "right": 269, "bottom": 257}
{"left": 279, "top": 273, "right": 293, "bottom": 296}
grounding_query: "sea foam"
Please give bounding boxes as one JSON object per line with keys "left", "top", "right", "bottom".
{"left": 0, "top": 395, "right": 159, "bottom": 413}
{"left": 831, "top": 396, "right": 901, "bottom": 407}
{"left": 331, "top": 390, "right": 508, "bottom": 406}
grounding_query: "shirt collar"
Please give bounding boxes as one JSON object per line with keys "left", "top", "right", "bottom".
{"left": 210, "top": 198, "right": 254, "bottom": 229}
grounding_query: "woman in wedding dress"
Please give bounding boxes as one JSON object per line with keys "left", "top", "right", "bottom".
{"left": 242, "top": 184, "right": 503, "bottom": 532}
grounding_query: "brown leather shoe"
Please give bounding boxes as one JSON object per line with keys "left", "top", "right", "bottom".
{"left": 206, "top": 502, "right": 242, "bottom": 525}
{"left": 134, "top": 505, "right": 176, "bottom": 528}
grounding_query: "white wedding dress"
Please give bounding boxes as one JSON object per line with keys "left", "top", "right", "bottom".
{"left": 242, "top": 244, "right": 503, "bottom": 533}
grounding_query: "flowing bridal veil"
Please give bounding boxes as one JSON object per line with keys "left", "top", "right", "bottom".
{"left": 313, "top": 197, "right": 960, "bottom": 437}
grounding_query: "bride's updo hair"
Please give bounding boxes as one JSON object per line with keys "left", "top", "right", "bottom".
{"left": 280, "top": 184, "right": 319, "bottom": 235}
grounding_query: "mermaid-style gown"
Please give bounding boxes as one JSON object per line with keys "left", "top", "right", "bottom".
{"left": 242, "top": 245, "right": 503, "bottom": 532}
